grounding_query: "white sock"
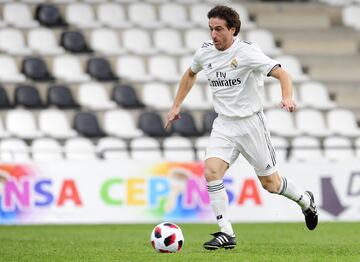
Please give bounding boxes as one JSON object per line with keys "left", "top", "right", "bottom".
{"left": 277, "top": 176, "right": 311, "bottom": 210}
{"left": 207, "top": 180, "right": 234, "bottom": 236}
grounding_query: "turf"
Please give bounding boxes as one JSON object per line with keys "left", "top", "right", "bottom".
{"left": 0, "top": 223, "right": 359, "bottom": 262}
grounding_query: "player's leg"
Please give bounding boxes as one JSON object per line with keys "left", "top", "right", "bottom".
{"left": 257, "top": 171, "right": 318, "bottom": 230}
{"left": 239, "top": 111, "right": 318, "bottom": 230}
{"left": 203, "top": 124, "right": 239, "bottom": 250}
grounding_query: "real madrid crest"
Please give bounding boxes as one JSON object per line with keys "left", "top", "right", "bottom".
{"left": 230, "top": 57, "right": 238, "bottom": 69}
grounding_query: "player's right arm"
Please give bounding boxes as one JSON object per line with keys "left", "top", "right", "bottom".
{"left": 164, "top": 68, "right": 197, "bottom": 129}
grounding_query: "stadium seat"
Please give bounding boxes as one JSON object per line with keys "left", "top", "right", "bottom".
{"left": 14, "top": 84, "right": 45, "bottom": 108}
{"left": 267, "top": 82, "right": 302, "bottom": 108}
{"left": 35, "top": 4, "right": 67, "bottom": 27}
{"left": 130, "top": 137, "right": 163, "bottom": 160}
{"left": 31, "top": 138, "right": 63, "bottom": 161}
{"left": 299, "top": 81, "right": 336, "bottom": 110}
{"left": 86, "top": 58, "right": 119, "bottom": 82}
{"left": 181, "top": 84, "right": 212, "bottom": 110}
{"left": 38, "top": 109, "right": 77, "bottom": 139}
{"left": 3, "top": 3, "right": 39, "bottom": 28}
{"left": 148, "top": 55, "right": 181, "bottom": 83}
{"left": 231, "top": 3, "right": 256, "bottom": 30}
{"left": 21, "top": 57, "right": 54, "bottom": 81}
{"left": 90, "top": 29, "right": 126, "bottom": 55}
{"left": 179, "top": 55, "right": 208, "bottom": 83}
{"left": 97, "top": 137, "right": 129, "bottom": 160}
{"left": 65, "top": 3, "right": 101, "bottom": 28}
{"left": 116, "top": 55, "right": 153, "bottom": 82}
{"left": 172, "top": 111, "right": 201, "bottom": 137}
{"left": 60, "top": 31, "right": 93, "bottom": 53}
{"left": 0, "top": 55, "right": 26, "bottom": 83}
{"left": 138, "top": 111, "right": 171, "bottom": 137}
{"left": 246, "top": 29, "right": 282, "bottom": 56}
{"left": 184, "top": 28, "right": 210, "bottom": 52}
{"left": 153, "top": 29, "right": 189, "bottom": 55}
{"left": 122, "top": 29, "right": 158, "bottom": 55}
{"left": 0, "top": 85, "right": 13, "bottom": 109}
{"left": 128, "top": 3, "right": 164, "bottom": 29}
{"left": 52, "top": 55, "right": 91, "bottom": 83}
{"left": 163, "top": 136, "right": 195, "bottom": 161}
{"left": 355, "top": 137, "right": 360, "bottom": 158}
{"left": 28, "top": 28, "right": 65, "bottom": 55}
{"left": 159, "top": 3, "right": 194, "bottom": 29}
{"left": 189, "top": 3, "right": 213, "bottom": 28}
{"left": 296, "top": 109, "right": 333, "bottom": 137}
{"left": 265, "top": 109, "right": 301, "bottom": 137}
{"left": 0, "top": 28, "right": 32, "bottom": 55}
{"left": 6, "top": 109, "right": 43, "bottom": 139}
{"left": 275, "top": 55, "right": 309, "bottom": 82}
{"left": 103, "top": 110, "right": 143, "bottom": 138}
{"left": 327, "top": 109, "right": 360, "bottom": 137}
{"left": 290, "top": 136, "right": 325, "bottom": 162}
{"left": 195, "top": 136, "right": 209, "bottom": 161}
{"left": 73, "top": 112, "right": 105, "bottom": 138}
{"left": 111, "top": 84, "right": 144, "bottom": 109}
{"left": 97, "top": 3, "right": 132, "bottom": 29}
{"left": 270, "top": 136, "right": 289, "bottom": 162}
{"left": 342, "top": 5, "right": 360, "bottom": 30}
{"left": 0, "top": 138, "right": 30, "bottom": 162}
{"left": 0, "top": 115, "right": 10, "bottom": 138}
{"left": 202, "top": 110, "right": 217, "bottom": 134}
{"left": 47, "top": 84, "right": 79, "bottom": 109}
{"left": 142, "top": 82, "right": 173, "bottom": 110}
{"left": 78, "top": 82, "right": 116, "bottom": 110}
{"left": 324, "top": 136, "right": 355, "bottom": 161}
{"left": 64, "top": 138, "right": 97, "bottom": 161}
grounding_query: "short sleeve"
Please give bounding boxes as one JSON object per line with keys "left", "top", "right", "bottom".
{"left": 190, "top": 48, "right": 203, "bottom": 74}
{"left": 245, "top": 43, "right": 280, "bottom": 77}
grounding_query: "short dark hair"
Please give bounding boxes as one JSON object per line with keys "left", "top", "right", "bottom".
{"left": 207, "top": 5, "right": 241, "bottom": 36}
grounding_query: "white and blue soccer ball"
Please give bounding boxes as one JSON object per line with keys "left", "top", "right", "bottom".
{"left": 150, "top": 222, "right": 184, "bottom": 253}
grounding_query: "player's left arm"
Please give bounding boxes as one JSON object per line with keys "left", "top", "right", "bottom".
{"left": 270, "top": 66, "right": 296, "bottom": 112}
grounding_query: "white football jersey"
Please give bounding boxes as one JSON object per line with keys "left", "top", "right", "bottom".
{"left": 191, "top": 37, "right": 279, "bottom": 117}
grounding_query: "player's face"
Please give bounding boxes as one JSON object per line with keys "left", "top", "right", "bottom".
{"left": 209, "top": 17, "right": 235, "bottom": 51}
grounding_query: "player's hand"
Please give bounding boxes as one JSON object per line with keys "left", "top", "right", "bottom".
{"left": 164, "top": 106, "right": 181, "bottom": 129}
{"left": 281, "top": 98, "right": 296, "bottom": 112}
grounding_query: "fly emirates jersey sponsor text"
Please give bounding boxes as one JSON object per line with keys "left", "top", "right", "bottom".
{"left": 191, "top": 37, "right": 280, "bottom": 118}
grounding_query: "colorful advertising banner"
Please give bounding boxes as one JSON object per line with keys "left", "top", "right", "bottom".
{"left": 0, "top": 160, "right": 359, "bottom": 224}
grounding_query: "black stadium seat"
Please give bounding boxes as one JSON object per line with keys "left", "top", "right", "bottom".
{"left": 203, "top": 110, "right": 217, "bottom": 134}
{"left": 48, "top": 85, "right": 79, "bottom": 109}
{"left": 15, "top": 84, "right": 45, "bottom": 108}
{"left": 60, "top": 31, "right": 92, "bottom": 53}
{"left": 112, "top": 84, "right": 144, "bottom": 109}
{"left": 86, "top": 58, "right": 119, "bottom": 81}
{"left": 138, "top": 111, "right": 170, "bottom": 137}
{"left": 74, "top": 112, "right": 105, "bottom": 138}
{"left": 22, "top": 57, "right": 54, "bottom": 81}
{"left": 0, "top": 85, "right": 13, "bottom": 109}
{"left": 173, "top": 111, "right": 201, "bottom": 137}
{"left": 35, "top": 4, "right": 67, "bottom": 27}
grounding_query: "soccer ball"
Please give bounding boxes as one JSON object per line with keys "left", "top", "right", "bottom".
{"left": 150, "top": 222, "right": 184, "bottom": 253}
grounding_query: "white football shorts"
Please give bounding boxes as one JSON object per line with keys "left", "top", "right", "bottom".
{"left": 205, "top": 111, "right": 277, "bottom": 176}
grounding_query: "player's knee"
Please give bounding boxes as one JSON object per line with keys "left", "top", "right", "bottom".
{"left": 204, "top": 166, "right": 222, "bottom": 182}
{"left": 261, "top": 180, "right": 279, "bottom": 193}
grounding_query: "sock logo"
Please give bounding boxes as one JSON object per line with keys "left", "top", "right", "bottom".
{"left": 216, "top": 215, "right": 223, "bottom": 220}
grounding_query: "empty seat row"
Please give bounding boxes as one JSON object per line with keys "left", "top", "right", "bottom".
{"left": 0, "top": 27, "right": 284, "bottom": 57}
{"left": 1, "top": 135, "right": 360, "bottom": 163}
{"left": 0, "top": 109, "right": 217, "bottom": 139}
{"left": 0, "top": 54, "right": 310, "bottom": 84}
{"left": 0, "top": 2, "right": 253, "bottom": 30}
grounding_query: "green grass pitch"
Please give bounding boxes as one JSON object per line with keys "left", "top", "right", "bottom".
{"left": 1, "top": 223, "right": 359, "bottom": 261}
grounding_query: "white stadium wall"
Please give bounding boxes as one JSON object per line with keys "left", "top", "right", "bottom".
{"left": 0, "top": 160, "right": 359, "bottom": 224}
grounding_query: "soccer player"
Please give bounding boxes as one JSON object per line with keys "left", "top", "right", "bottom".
{"left": 164, "top": 5, "right": 318, "bottom": 250}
